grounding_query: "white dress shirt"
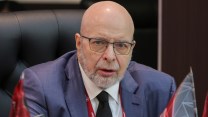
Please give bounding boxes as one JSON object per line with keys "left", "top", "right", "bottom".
{"left": 79, "top": 63, "right": 122, "bottom": 117}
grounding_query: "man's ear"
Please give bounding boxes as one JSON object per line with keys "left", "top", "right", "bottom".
{"left": 75, "top": 33, "right": 81, "bottom": 50}
{"left": 132, "top": 40, "right": 136, "bottom": 49}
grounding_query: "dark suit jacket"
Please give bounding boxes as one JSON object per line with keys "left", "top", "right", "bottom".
{"left": 23, "top": 50, "right": 176, "bottom": 117}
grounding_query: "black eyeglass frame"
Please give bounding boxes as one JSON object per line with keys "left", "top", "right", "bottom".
{"left": 80, "top": 35, "right": 136, "bottom": 55}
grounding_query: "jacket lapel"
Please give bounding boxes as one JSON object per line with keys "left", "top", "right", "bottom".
{"left": 64, "top": 54, "right": 88, "bottom": 117}
{"left": 121, "top": 71, "right": 143, "bottom": 117}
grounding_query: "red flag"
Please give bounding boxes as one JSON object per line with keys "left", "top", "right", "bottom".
{"left": 203, "top": 93, "right": 208, "bottom": 117}
{"left": 10, "top": 74, "right": 30, "bottom": 117}
{"left": 160, "top": 69, "right": 198, "bottom": 117}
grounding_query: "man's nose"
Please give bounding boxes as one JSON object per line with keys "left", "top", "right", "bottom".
{"left": 102, "top": 44, "right": 116, "bottom": 62}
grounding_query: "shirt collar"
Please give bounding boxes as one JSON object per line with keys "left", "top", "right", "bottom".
{"left": 78, "top": 62, "right": 120, "bottom": 103}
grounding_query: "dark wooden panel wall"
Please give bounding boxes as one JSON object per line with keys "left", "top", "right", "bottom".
{"left": 161, "top": 0, "right": 208, "bottom": 116}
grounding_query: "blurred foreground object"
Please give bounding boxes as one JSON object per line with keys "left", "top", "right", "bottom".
{"left": 10, "top": 74, "right": 30, "bottom": 117}
{"left": 160, "top": 69, "right": 198, "bottom": 117}
{"left": 202, "top": 93, "right": 207, "bottom": 117}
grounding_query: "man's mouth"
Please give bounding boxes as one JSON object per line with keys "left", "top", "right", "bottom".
{"left": 97, "top": 68, "right": 117, "bottom": 77}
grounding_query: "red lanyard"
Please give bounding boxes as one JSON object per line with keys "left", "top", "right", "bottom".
{"left": 85, "top": 87, "right": 126, "bottom": 117}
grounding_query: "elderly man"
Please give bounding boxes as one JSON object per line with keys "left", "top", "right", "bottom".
{"left": 23, "top": 1, "right": 176, "bottom": 117}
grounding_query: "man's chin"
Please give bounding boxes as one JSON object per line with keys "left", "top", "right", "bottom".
{"left": 91, "top": 75, "right": 120, "bottom": 89}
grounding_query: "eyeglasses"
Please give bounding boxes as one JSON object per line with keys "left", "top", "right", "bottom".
{"left": 80, "top": 35, "right": 135, "bottom": 55}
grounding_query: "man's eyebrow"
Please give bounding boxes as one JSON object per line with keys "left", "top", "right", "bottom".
{"left": 92, "top": 37, "right": 132, "bottom": 43}
{"left": 114, "top": 40, "right": 132, "bottom": 43}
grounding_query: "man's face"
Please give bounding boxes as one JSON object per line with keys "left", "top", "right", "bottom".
{"left": 76, "top": 4, "right": 135, "bottom": 89}
{"left": 77, "top": 33, "right": 133, "bottom": 89}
